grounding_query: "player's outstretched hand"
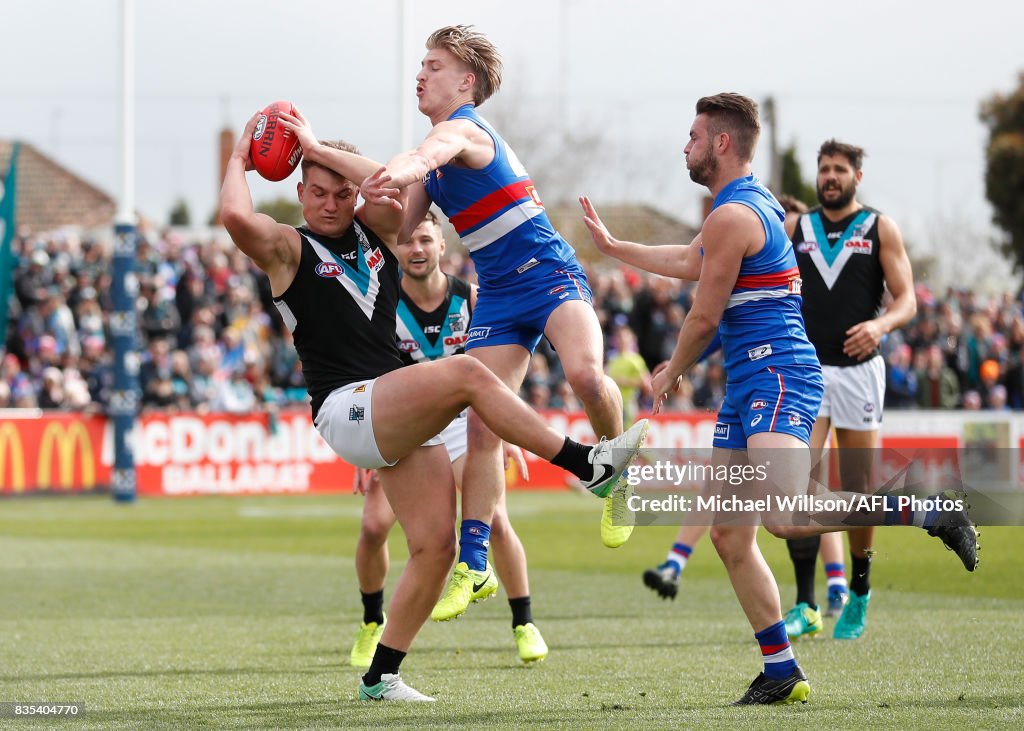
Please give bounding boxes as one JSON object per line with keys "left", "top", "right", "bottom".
{"left": 360, "top": 167, "right": 403, "bottom": 210}
{"left": 579, "top": 195, "right": 619, "bottom": 256}
{"left": 277, "top": 105, "right": 319, "bottom": 155}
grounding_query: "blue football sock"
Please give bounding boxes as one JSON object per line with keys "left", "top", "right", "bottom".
{"left": 755, "top": 620, "right": 798, "bottom": 680}
{"left": 458, "top": 519, "right": 491, "bottom": 572}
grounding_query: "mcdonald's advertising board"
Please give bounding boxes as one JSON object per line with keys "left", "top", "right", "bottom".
{"left": 2, "top": 409, "right": 1019, "bottom": 496}
{"left": 0, "top": 414, "right": 105, "bottom": 493}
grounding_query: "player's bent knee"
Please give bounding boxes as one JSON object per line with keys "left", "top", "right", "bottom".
{"left": 563, "top": 365, "right": 607, "bottom": 405}
{"left": 709, "top": 525, "right": 752, "bottom": 563}
{"left": 466, "top": 410, "right": 501, "bottom": 447}
{"left": 359, "top": 520, "right": 391, "bottom": 548}
{"left": 708, "top": 525, "right": 726, "bottom": 545}
{"left": 489, "top": 510, "right": 515, "bottom": 541}
{"left": 407, "top": 532, "right": 456, "bottom": 568}
{"left": 449, "top": 354, "right": 494, "bottom": 396}
{"left": 762, "top": 521, "right": 801, "bottom": 540}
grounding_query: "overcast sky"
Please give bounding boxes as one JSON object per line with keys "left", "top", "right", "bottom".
{"left": 2, "top": 0, "right": 1022, "bottom": 284}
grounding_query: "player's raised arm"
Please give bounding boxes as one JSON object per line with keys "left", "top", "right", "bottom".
{"left": 219, "top": 113, "right": 298, "bottom": 283}
{"left": 650, "top": 205, "right": 751, "bottom": 412}
{"left": 365, "top": 120, "right": 491, "bottom": 208}
{"left": 580, "top": 196, "right": 703, "bottom": 280}
{"left": 278, "top": 107, "right": 385, "bottom": 186}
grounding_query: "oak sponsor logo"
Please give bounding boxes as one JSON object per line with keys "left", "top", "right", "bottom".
{"left": 845, "top": 238, "right": 873, "bottom": 253}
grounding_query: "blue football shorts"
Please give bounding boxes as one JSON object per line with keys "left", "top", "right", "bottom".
{"left": 713, "top": 364, "right": 824, "bottom": 449}
{"left": 465, "top": 260, "right": 593, "bottom": 354}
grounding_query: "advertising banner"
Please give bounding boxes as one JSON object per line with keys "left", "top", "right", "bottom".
{"left": 3, "top": 409, "right": 1024, "bottom": 496}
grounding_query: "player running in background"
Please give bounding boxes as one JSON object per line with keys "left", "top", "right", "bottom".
{"left": 348, "top": 210, "right": 548, "bottom": 668}
{"left": 782, "top": 139, "right": 917, "bottom": 641}
{"left": 581, "top": 93, "right": 977, "bottom": 704}
{"left": 222, "top": 114, "right": 646, "bottom": 702}
{"left": 359, "top": 27, "right": 633, "bottom": 625}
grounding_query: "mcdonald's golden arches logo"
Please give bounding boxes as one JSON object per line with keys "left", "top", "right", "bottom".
{"left": 38, "top": 421, "right": 95, "bottom": 490}
{"left": 0, "top": 422, "right": 26, "bottom": 491}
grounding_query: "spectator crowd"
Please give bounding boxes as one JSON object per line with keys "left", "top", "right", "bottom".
{"left": 3, "top": 227, "right": 1024, "bottom": 416}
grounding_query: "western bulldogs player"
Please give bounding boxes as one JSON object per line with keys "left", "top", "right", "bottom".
{"left": 359, "top": 27, "right": 639, "bottom": 618}
{"left": 580, "top": 94, "right": 978, "bottom": 705}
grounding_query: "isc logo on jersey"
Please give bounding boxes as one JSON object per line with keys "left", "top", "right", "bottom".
{"left": 315, "top": 262, "right": 345, "bottom": 277}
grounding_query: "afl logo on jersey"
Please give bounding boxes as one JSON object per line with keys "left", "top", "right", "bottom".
{"left": 315, "top": 262, "right": 344, "bottom": 277}
{"left": 398, "top": 340, "right": 421, "bottom": 353}
{"left": 751, "top": 400, "right": 768, "bottom": 410}
{"left": 796, "top": 242, "right": 818, "bottom": 253}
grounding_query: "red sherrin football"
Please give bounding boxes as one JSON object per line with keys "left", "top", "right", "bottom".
{"left": 250, "top": 101, "right": 303, "bottom": 181}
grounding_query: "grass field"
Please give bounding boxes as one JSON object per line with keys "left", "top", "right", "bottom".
{"left": 1, "top": 492, "right": 1022, "bottom": 729}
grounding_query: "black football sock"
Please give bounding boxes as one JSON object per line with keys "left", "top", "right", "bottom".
{"left": 850, "top": 554, "right": 872, "bottom": 596}
{"left": 361, "top": 589, "right": 385, "bottom": 626}
{"left": 509, "top": 596, "right": 534, "bottom": 628}
{"left": 551, "top": 437, "right": 594, "bottom": 481}
{"left": 787, "top": 536, "right": 821, "bottom": 607}
{"left": 362, "top": 643, "right": 406, "bottom": 687}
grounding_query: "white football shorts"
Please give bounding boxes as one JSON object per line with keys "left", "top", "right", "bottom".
{"left": 818, "top": 355, "right": 886, "bottom": 431}
{"left": 314, "top": 379, "right": 444, "bottom": 469}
